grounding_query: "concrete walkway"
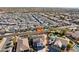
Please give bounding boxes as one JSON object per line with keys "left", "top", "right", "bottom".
{"left": 0, "top": 38, "right": 7, "bottom": 51}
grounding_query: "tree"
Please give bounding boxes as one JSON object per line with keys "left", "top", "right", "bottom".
{"left": 0, "top": 37, "right": 3, "bottom": 40}
{"left": 66, "top": 43, "right": 72, "bottom": 51}
{"left": 0, "top": 36, "right": 3, "bottom": 43}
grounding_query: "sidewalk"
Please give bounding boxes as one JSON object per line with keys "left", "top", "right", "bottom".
{"left": 0, "top": 38, "right": 7, "bottom": 51}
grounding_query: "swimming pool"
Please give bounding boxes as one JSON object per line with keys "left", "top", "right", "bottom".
{"left": 73, "top": 44, "right": 79, "bottom": 52}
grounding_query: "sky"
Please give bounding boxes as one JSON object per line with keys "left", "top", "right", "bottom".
{"left": 0, "top": 0, "right": 79, "bottom": 8}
